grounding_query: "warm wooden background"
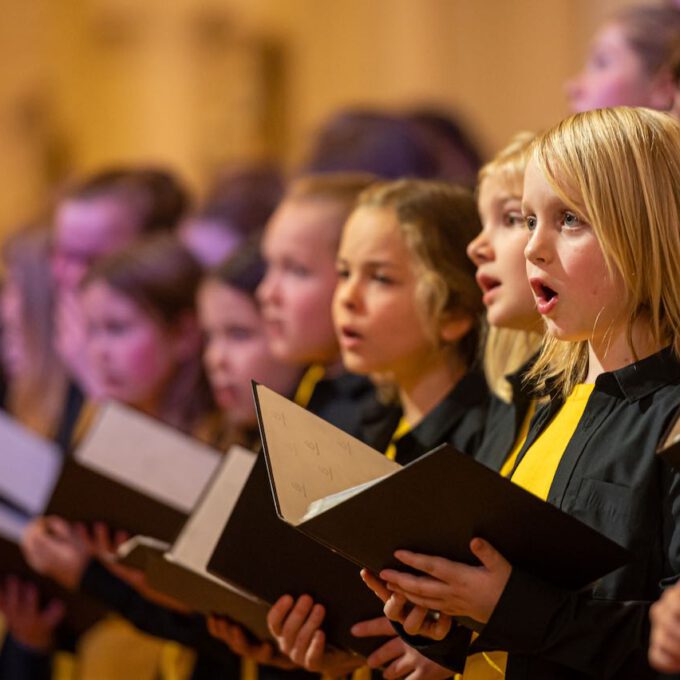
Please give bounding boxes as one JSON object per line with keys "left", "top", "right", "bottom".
{"left": 0, "top": 0, "right": 648, "bottom": 234}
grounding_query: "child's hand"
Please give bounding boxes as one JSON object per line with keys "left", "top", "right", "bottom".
{"left": 650, "top": 582, "right": 680, "bottom": 672}
{"left": 207, "top": 615, "right": 296, "bottom": 669}
{"left": 0, "top": 576, "right": 65, "bottom": 651}
{"left": 361, "top": 569, "right": 452, "bottom": 640}
{"left": 21, "top": 516, "right": 92, "bottom": 590}
{"left": 379, "top": 538, "right": 512, "bottom": 625}
{"left": 378, "top": 642, "right": 454, "bottom": 679}
{"left": 266, "top": 594, "right": 364, "bottom": 676}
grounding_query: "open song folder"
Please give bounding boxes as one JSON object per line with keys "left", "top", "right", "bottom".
{"left": 253, "top": 382, "right": 630, "bottom": 591}
{"left": 206, "top": 453, "right": 389, "bottom": 656}
{"left": 0, "top": 410, "right": 104, "bottom": 631}
{"left": 46, "top": 402, "right": 222, "bottom": 542}
{"left": 116, "top": 445, "right": 273, "bottom": 641}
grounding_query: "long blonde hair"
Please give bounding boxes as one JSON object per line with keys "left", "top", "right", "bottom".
{"left": 478, "top": 132, "right": 543, "bottom": 400}
{"left": 528, "top": 107, "right": 680, "bottom": 397}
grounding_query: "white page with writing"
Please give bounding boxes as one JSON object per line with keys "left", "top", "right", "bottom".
{"left": 256, "top": 384, "right": 398, "bottom": 524}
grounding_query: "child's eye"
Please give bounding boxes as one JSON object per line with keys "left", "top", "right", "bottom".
{"left": 504, "top": 211, "right": 524, "bottom": 227}
{"left": 562, "top": 211, "right": 583, "bottom": 229}
{"left": 372, "top": 272, "right": 394, "bottom": 285}
{"left": 336, "top": 266, "right": 350, "bottom": 279}
{"left": 226, "top": 326, "right": 255, "bottom": 341}
{"left": 283, "top": 261, "right": 310, "bottom": 278}
{"left": 524, "top": 215, "right": 537, "bottom": 231}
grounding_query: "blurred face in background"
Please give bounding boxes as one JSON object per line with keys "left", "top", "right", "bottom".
{"left": 52, "top": 198, "right": 139, "bottom": 293}
{"left": 198, "top": 279, "right": 301, "bottom": 428}
{"left": 566, "top": 22, "right": 673, "bottom": 112}
{"left": 257, "top": 199, "right": 341, "bottom": 367}
{"left": 81, "top": 281, "right": 184, "bottom": 412}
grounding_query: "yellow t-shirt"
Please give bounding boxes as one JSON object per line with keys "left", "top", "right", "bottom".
{"left": 461, "top": 384, "right": 594, "bottom": 679}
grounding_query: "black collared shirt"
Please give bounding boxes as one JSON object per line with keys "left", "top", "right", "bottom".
{"left": 359, "top": 369, "right": 489, "bottom": 465}
{"left": 306, "top": 372, "right": 382, "bottom": 439}
{"left": 414, "top": 347, "right": 680, "bottom": 679}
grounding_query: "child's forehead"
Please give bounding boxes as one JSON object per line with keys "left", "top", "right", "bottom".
{"left": 265, "top": 199, "right": 342, "bottom": 248}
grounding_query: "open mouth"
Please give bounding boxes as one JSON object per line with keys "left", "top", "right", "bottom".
{"left": 339, "top": 325, "right": 363, "bottom": 346}
{"left": 476, "top": 273, "right": 501, "bottom": 294}
{"left": 530, "top": 278, "right": 559, "bottom": 314}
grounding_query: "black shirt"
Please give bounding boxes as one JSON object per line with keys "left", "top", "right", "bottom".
{"left": 411, "top": 347, "right": 680, "bottom": 679}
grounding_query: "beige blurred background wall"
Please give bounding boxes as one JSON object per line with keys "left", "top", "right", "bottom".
{"left": 0, "top": 0, "right": 651, "bottom": 234}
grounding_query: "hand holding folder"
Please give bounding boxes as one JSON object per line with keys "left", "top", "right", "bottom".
{"left": 46, "top": 402, "right": 222, "bottom": 541}
{"left": 253, "top": 382, "right": 630, "bottom": 591}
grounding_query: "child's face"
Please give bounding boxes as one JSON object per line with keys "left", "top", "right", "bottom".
{"left": 468, "top": 176, "right": 540, "bottom": 332}
{"left": 522, "top": 158, "right": 626, "bottom": 346}
{"left": 81, "top": 281, "right": 181, "bottom": 411}
{"left": 198, "top": 280, "right": 301, "bottom": 428}
{"left": 257, "top": 199, "right": 341, "bottom": 366}
{"left": 333, "top": 206, "right": 451, "bottom": 385}
{"left": 566, "top": 22, "right": 660, "bottom": 113}
{"left": 52, "top": 198, "right": 139, "bottom": 293}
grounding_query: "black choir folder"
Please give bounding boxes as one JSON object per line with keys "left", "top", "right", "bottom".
{"left": 0, "top": 410, "right": 104, "bottom": 632}
{"left": 253, "top": 383, "right": 631, "bottom": 591}
{"left": 116, "top": 446, "right": 273, "bottom": 642}
{"left": 46, "top": 402, "right": 222, "bottom": 542}
{"left": 206, "top": 459, "right": 388, "bottom": 656}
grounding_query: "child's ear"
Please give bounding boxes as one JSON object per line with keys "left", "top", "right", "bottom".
{"left": 171, "top": 312, "right": 202, "bottom": 361}
{"left": 649, "top": 67, "right": 677, "bottom": 111}
{"left": 439, "top": 311, "right": 474, "bottom": 344}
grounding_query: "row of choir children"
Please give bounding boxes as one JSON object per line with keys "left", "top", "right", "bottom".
{"left": 4, "top": 3, "right": 680, "bottom": 679}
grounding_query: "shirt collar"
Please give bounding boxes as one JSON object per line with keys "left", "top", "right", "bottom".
{"left": 404, "top": 369, "right": 488, "bottom": 448}
{"left": 595, "top": 346, "right": 680, "bottom": 403}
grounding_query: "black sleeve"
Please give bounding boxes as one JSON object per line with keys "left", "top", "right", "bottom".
{"left": 0, "top": 636, "right": 52, "bottom": 680}
{"left": 79, "top": 559, "right": 239, "bottom": 668}
{"left": 468, "top": 464, "right": 680, "bottom": 677}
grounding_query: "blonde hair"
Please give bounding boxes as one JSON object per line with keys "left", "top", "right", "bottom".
{"left": 477, "top": 132, "right": 543, "bottom": 399}
{"left": 1, "top": 224, "right": 69, "bottom": 436}
{"left": 478, "top": 130, "right": 536, "bottom": 197}
{"left": 355, "top": 179, "right": 483, "bottom": 367}
{"left": 528, "top": 107, "right": 680, "bottom": 397}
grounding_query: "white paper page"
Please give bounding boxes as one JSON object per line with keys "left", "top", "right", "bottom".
{"left": 170, "top": 445, "right": 257, "bottom": 568}
{"left": 300, "top": 473, "right": 391, "bottom": 521}
{"left": 115, "top": 535, "right": 170, "bottom": 565}
{"left": 256, "top": 384, "right": 399, "bottom": 524}
{"left": 74, "top": 402, "right": 221, "bottom": 513}
{"left": 0, "top": 411, "right": 62, "bottom": 515}
{"left": 164, "top": 445, "right": 266, "bottom": 604}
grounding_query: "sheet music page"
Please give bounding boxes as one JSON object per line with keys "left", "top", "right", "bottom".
{"left": 74, "top": 402, "right": 221, "bottom": 513}
{"left": 255, "top": 385, "right": 398, "bottom": 524}
{"left": 170, "top": 445, "right": 257, "bottom": 568}
{"left": 0, "top": 411, "right": 62, "bottom": 515}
